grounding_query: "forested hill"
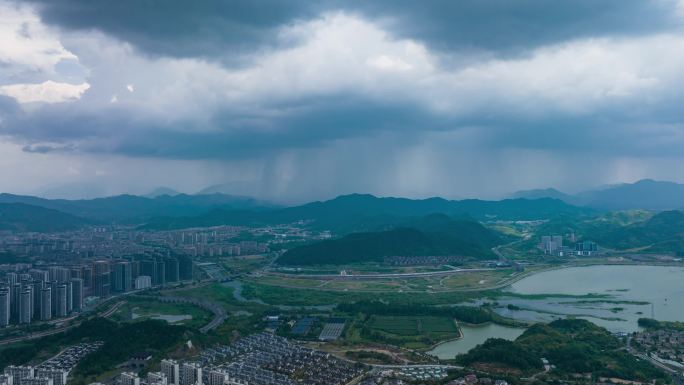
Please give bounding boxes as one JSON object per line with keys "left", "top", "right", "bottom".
{"left": 141, "top": 194, "right": 593, "bottom": 231}
{"left": 596, "top": 209, "right": 684, "bottom": 252}
{"left": 457, "top": 319, "right": 667, "bottom": 381}
{"left": 0, "top": 193, "right": 274, "bottom": 222}
{"left": 0, "top": 203, "right": 91, "bottom": 232}
{"left": 277, "top": 214, "right": 503, "bottom": 265}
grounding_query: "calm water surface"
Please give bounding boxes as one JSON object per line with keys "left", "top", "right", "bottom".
{"left": 428, "top": 323, "right": 525, "bottom": 359}
{"left": 501, "top": 265, "right": 684, "bottom": 332}
{"left": 431, "top": 265, "right": 684, "bottom": 357}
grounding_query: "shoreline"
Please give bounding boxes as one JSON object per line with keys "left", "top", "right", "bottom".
{"left": 244, "top": 261, "right": 684, "bottom": 294}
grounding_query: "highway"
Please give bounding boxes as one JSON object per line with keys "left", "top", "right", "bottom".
{"left": 0, "top": 299, "right": 124, "bottom": 346}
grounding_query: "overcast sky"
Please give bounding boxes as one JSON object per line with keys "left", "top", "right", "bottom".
{"left": 2, "top": 0, "right": 684, "bottom": 202}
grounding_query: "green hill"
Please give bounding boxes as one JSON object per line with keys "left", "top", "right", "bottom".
{"left": 0, "top": 193, "right": 275, "bottom": 223}
{"left": 521, "top": 210, "right": 684, "bottom": 254}
{"left": 458, "top": 319, "right": 667, "bottom": 381}
{"left": 597, "top": 210, "right": 684, "bottom": 252}
{"left": 277, "top": 214, "right": 503, "bottom": 265}
{"left": 142, "top": 194, "right": 593, "bottom": 231}
{"left": 0, "top": 203, "right": 91, "bottom": 232}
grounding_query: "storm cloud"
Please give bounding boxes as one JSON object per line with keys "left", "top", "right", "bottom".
{"left": 1, "top": 0, "right": 684, "bottom": 200}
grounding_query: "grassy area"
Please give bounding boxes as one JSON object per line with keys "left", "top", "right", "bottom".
{"left": 440, "top": 269, "right": 515, "bottom": 289}
{"left": 369, "top": 315, "right": 457, "bottom": 335}
{"left": 220, "top": 255, "right": 272, "bottom": 274}
{"left": 159, "top": 282, "right": 271, "bottom": 314}
{"left": 111, "top": 298, "right": 212, "bottom": 329}
{"left": 240, "top": 280, "right": 478, "bottom": 306}
{"left": 252, "top": 268, "right": 521, "bottom": 293}
{"left": 345, "top": 315, "right": 460, "bottom": 349}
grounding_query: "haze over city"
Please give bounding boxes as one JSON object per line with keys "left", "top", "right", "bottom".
{"left": 2, "top": 1, "right": 684, "bottom": 202}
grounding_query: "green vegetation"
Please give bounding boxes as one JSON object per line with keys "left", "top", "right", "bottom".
{"left": 368, "top": 315, "right": 457, "bottom": 335}
{"left": 0, "top": 318, "right": 188, "bottom": 385}
{"left": 457, "top": 338, "right": 542, "bottom": 372}
{"left": 638, "top": 318, "right": 684, "bottom": 331}
{"left": 344, "top": 350, "right": 395, "bottom": 364}
{"left": 598, "top": 210, "right": 684, "bottom": 252}
{"left": 157, "top": 282, "right": 272, "bottom": 315}
{"left": 458, "top": 319, "right": 668, "bottom": 382}
{"left": 338, "top": 301, "right": 494, "bottom": 324}
{"left": 72, "top": 319, "right": 186, "bottom": 383}
{"left": 517, "top": 209, "right": 684, "bottom": 256}
{"left": 0, "top": 203, "right": 91, "bottom": 232}
{"left": 257, "top": 267, "right": 515, "bottom": 293}
{"left": 112, "top": 297, "right": 212, "bottom": 329}
{"left": 0, "top": 192, "right": 270, "bottom": 223}
{"left": 142, "top": 193, "right": 592, "bottom": 232}
{"left": 336, "top": 300, "right": 497, "bottom": 349}
{"left": 279, "top": 214, "right": 502, "bottom": 265}
{"left": 241, "top": 281, "right": 481, "bottom": 306}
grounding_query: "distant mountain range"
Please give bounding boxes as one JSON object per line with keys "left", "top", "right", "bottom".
{"left": 0, "top": 193, "right": 276, "bottom": 223}
{"left": 0, "top": 203, "right": 91, "bottom": 232}
{"left": 144, "top": 187, "right": 181, "bottom": 198}
{"left": 278, "top": 214, "right": 504, "bottom": 265}
{"left": 511, "top": 179, "right": 684, "bottom": 210}
{"left": 141, "top": 193, "right": 592, "bottom": 232}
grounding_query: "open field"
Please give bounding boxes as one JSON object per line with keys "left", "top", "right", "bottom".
{"left": 159, "top": 282, "right": 271, "bottom": 314}
{"left": 240, "top": 281, "right": 479, "bottom": 306}
{"left": 111, "top": 298, "right": 212, "bottom": 329}
{"left": 219, "top": 254, "right": 273, "bottom": 274}
{"left": 344, "top": 315, "right": 461, "bottom": 349}
{"left": 369, "top": 316, "right": 457, "bottom": 335}
{"left": 253, "top": 268, "right": 522, "bottom": 292}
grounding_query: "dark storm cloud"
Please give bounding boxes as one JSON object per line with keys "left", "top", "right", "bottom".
{"left": 23, "top": 0, "right": 681, "bottom": 60}
{"left": 0, "top": 95, "right": 444, "bottom": 159}
{"left": 4, "top": 87, "right": 684, "bottom": 161}
{"left": 21, "top": 0, "right": 325, "bottom": 61}
{"left": 355, "top": 0, "right": 681, "bottom": 55}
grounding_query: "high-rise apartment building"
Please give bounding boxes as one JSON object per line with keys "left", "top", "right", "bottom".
{"left": 155, "top": 261, "right": 166, "bottom": 287}
{"left": 92, "top": 261, "right": 110, "bottom": 298}
{"left": 113, "top": 262, "right": 132, "bottom": 292}
{"left": 19, "top": 288, "right": 32, "bottom": 324}
{"left": 120, "top": 372, "right": 140, "bottom": 385}
{"left": 70, "top": 278, "right": 83, "bottom": 311}
{"left": 55, "top": 285, "right": 67, "bottom": 318}
{"left": 147, "top": 372, "right": 167, "bottom": 385}
{"left": 179, "top": 363, "right": 202, "bottom": 385}
{"left": 35, "top": 370, "right": 67, "bottom": 385}
{"left": 207, "top": 370, "right": 228, "bottom": 385}
{"left": 40, "top": 287, "right": 52, "bottom": 321}
{"left": 4, "top": 365, "right": 34, "bottom": 385}
{"left": 134, "top": 276, "right": 152, "bottom": 290}
{"left": 164, "top": 258, "right": 179, "bottom": 283}
{"left": 160, "top": 360, "right": 179, "bottom": 385}
{"left": 0, "top": 289, "right": 10, "bottom": 326}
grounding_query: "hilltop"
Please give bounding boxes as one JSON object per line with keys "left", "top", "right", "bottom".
{"left": 277, "top": 214, "right": 503, "bottom": 265}
{"left": 458, "top": 319, "right": 667, "bottom": 381}
{"left": 0, "top": 203, "right": 91, "bottom": 232}
{"left": 512, "top": 179, "right": 684, "bottom": 210}
{"left": 141, "top": 194, "right": 592, "bottom": 232}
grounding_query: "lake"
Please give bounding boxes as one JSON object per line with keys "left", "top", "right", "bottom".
{"left": 427, "top": 323, "right": 525, "bottom": 359}
{"left": 430, "top": 264, "right": 684, "bottom": 357}
{"left": 499, "top": 264, "right": 684, "bottom": 332}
